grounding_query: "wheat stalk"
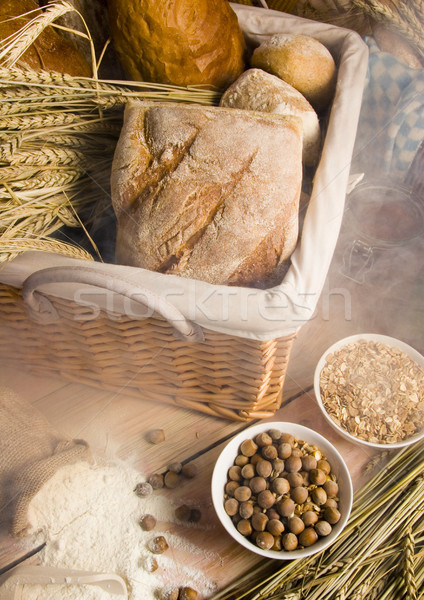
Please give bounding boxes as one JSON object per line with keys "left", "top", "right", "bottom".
{"left": 0, "top": 237, "right": 93, "bottom": 263}
{"left": 0, "top": 2, "right": 77, "bottom": 68}
{"left": 0, "top": 112, "right": 82, "bottom": 129}
{"left": 0, "top": 1, "right": 220, "bottom": 263}
{"left": 403, "top": 527, "right": 418, "bottom": 600}
{"left": 351, "top": 0, "right": 424, "bottom": 58}
{"left": 210, "top": 444, "right": 424, "bottom": 600}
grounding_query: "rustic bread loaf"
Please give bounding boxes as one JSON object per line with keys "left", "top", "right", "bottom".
{"left": 107, "top": 0, "right": 246, "bottom": 88}
{"left": 220, "top": 68, "right": 321, "bottom": 166}
{"left": 251, "top": 33, "right": 336, "bottom": 112}
{"left": 0, "top": 0, "right": 92, "bottom": 77}
{"left": 111, "top": 102, "right": 303, "bottom": 288}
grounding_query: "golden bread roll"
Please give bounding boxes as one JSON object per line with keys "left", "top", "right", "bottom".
{"left": 220, "top": 68, "right": 321, "bottom": 166}
{"left": 107, "top": 0, "right": 246, "bottom": 88}
{"left": 0, "top": 0, "right": 92, "bottom": 77}
{"left": 111, "top": 102, "right": 303, "bottom": 288}
{"left": 251, "top": 33, "right": 336, "bottom": 112}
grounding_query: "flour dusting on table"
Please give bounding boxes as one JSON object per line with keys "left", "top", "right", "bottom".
{"left": 6, "top": 459, "right": 215, "bottom": 599}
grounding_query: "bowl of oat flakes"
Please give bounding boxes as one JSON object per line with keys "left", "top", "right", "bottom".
{"left": 314, "top": 334, "right": 424, "bottom": 449}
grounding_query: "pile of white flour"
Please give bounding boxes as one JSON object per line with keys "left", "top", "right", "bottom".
{"left": 2, "top": 459, "right": 216, "bottom": 599}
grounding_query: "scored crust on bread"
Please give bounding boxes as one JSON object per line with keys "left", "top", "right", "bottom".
{"left": 111, "top": 102, "right": 303, "bottom": 288}
{"left": 220, "top": 68, "right": 321, "bottom": 166}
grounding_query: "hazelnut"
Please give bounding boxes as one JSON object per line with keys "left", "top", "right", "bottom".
{"left": 302, "top": 511, "right": 319, "bottom": 527}
{"left": 311, "top": 487, "right": 328, "bottom": 506}
{"left": 256, "top": 531, "right": 274, "bottom": 550}
{"left": 249, "top": 476, "right": 267, "bottom": 494}
{"left": 299, "top": 528, "right": 318, "bottom": 547}
{"left": 164, "top": 471, "right": 180, "bottom": 489}
{"left": 228, "top": 466, "right": 242, "bottom": 482}
{"left": 225, "top": 481, "right": 239, "bottom": 496}
{"left": 309, "top": 468, "right": 327, "bottom": 486}
{"left": 285, "top": 456, "right": 302, "bottom": 473}
{"left": 323, "top": 480, "right": 339, "bottom": 497}
{"left": 181, "top": 463, "right": 198, "bottom": 479}
{"left": 237, "top": 519, "right": 253, "bottom": 536}
{"left": 287, "top": 516, "right": 305, "bottom": 535}
{"left": 241, "top": 464, "right": 256, "bottom": 479}
{"left": 148, "top": 473, "right": 164, "bottom": 490}
{"left": 262, "top": 445, "right": 278, "bottom": 460}
{"left": 240, "top": 439, "right": 258, "bottom": 457}
{"left": 179, "top": 587, "right": 198, "bottom": 600}
{"left": 149, "top": 536, "right": 169, "bottom": 554}
{"left": 276, "top": 498, "right": 295, "bottom": 518}
{"left": 235, "top": 454, "right": 249, "bottom": 467}
{"left": 239, "top": 502, "right": 254, "bottom": 519}
{"left": 256, "top": 459, "right": 273, "bottom": 478}
{"left": 134, "top": 482, "right": 153, "bottom": 498}
{"left": 278, "top": 442, "right": 292, "bottom": 459}
{"left": 282, "top": 532, "right": 298, "bottom": 551}
{"left": 315, "top": 520, "right": 332, "bottom": 536}
{"left": 301, "top": 455, "right": 317, "bottom": 471}
{"left": 139, "top": 514, "right": 157, "bottom": 531}
{"left": 290, "top": 486, "right": 309, "bottom": 505}
{"left": 272, "top": 477, "right": 290, "bottom": 495}
{"left": 255, "top": 432, "right": 273, "bottom": 446}
{"left": 257, "top": 490, "right": 275, "bottom": 509}
{"left": 286, "top": 472, "right": 303, "bottom": 488}
{"left": 234, "top": 486, "right": 252, "bottom": 502}
{"left": 251, "top": 512, "right": 268, "bottom": 532}
{"left": 145, "top": 429, "right": 165, "bottom": 444}
{"left": 324, "top": 507, "right": 341, "bottom": 524}
{"left": 267, "top": 518, "right": 285, "bottom": 536}
{"left": 224, "top": 498, "right": 239, "bottom": 516}
{"left": 317, "top": 459, "right": 331, "bottom": 474}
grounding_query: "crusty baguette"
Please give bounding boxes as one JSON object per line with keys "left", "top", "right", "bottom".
{"left": 111, "top": 102, "right": 303, "bottom": 288}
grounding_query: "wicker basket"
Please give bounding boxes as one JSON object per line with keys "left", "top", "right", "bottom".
{"left": 0, "top": 280, "right": 296, "bottom": 421}
{"left": 0, "top": 5, "right": 369, "bottom": 421}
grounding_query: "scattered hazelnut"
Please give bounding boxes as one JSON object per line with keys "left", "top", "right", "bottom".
{"left": 168, "top": 462, "right": 182, "bottom": 473}
{"left": 175, "top": 504, "right": 192, "bottom": 522}
{"left": 179, "top": 587, "right": 198, "bottom": 600}
{"left": 146, "top": 429, "right": 165, "bottom": 444}
{"left": 149, "top": 536, "right": 169, "bottom": 554}
{"left": 158, "top": 587, "right": 179, "bottom": 600}
{"left": 149, "top": 473, "right": 164, "bottom": 490}
{"left": 139, "top": 514, "right": 157, "bottom": 531}
{"left": 181, "top": 463, "right": 198, "bottom": 479}
{"left": 134, "top": 482, "right": 153, "bottom": 498}
{"left": 164, "top": 471, "right": 180, "bottom": 489}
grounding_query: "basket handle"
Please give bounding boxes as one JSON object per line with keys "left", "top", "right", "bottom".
{"left": 21, "top": 266, "right": 205, "bottom": 342}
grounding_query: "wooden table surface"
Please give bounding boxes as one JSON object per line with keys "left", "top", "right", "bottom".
{"left": 0, "top": 355, "right": 377, "bottom": 599}
{"left": 0, "top": 201, "right": 422, "bottom": 598}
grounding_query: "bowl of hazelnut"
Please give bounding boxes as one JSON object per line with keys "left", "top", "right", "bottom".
{"left": 211, "top": 422, "right": 353, "bottom": 559}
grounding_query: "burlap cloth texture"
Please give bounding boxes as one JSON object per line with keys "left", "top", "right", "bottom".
{"left": 0, "top": 386, "right": 90, "bottom": 537}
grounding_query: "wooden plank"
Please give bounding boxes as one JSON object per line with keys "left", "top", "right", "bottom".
{"left": 0, "top": 362, "right": 67, "bottom": 403}
{"left": 0, "top": 364, "right": 376, "bottom": 597}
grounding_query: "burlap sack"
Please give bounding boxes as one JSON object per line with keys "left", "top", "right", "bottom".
{"left": 0, "top": 386, "right": 90, "bottom": 537}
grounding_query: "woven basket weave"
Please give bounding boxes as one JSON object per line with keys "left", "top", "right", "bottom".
{"left": 0, "top": 283, "right": 296, "bottom": 421}
{"left": 0, "top": 5, "right": 370, "bottom": 422}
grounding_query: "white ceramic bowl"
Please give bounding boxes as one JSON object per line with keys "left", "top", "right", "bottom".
{"left": 314, "top": 333, "right": 424, "bottom": 449}
{"left": 211, "top": 421, "right": 353, "bottom": 560}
